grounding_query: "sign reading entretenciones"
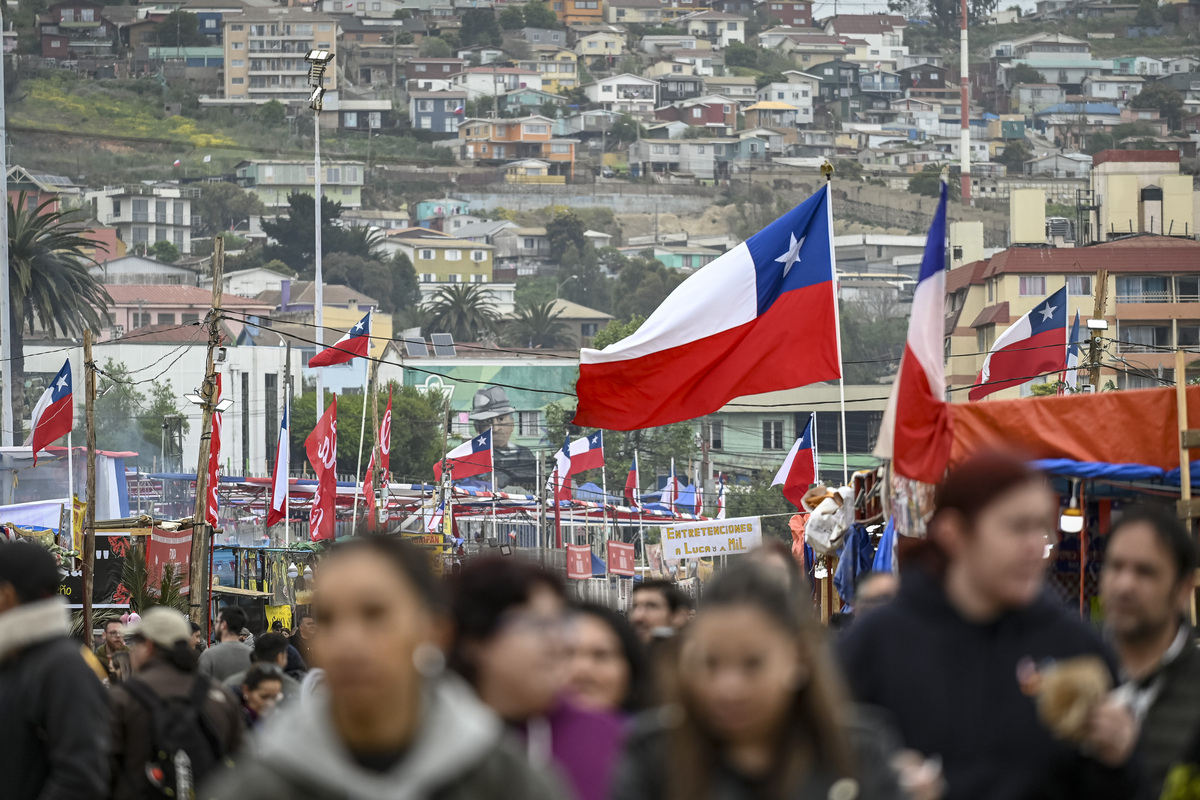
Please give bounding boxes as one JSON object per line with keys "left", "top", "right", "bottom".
{"left": 661, "top": 516, "right": 763, "bottom": 560}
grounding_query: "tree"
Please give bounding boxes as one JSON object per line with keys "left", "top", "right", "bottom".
{"left": 610, "top": 258, "right": 684, "bottom": 321}
{"left": 254, "top": 100, "right": 287, "bottom": 127}
{"left": 727, "top": 471, "right": 797, "bottom": 542}
{"left": 424, "top": 284, "right": 498, "bottom": 342}
{"left": 504, "top": 300, "right": 572, "bottom": 348}
{"left": 838, "top": 298, "right": 907, "bottom": 384}
{"left": 546, "top": 210, "right": 588, "bottom": 256}
{"left": 591, "top": 315, "right": 645, "bottom": 349}
{"left": 1132, "top": 84, "right": 1184, "bottom": 130}
{"left": 193, "top": 182, "right": 266, "bottom": 236}
{"left": 418, "top": 37, "right": 452, "bottom": 57}
{"left": 522, "top": 0, "right": 559, "bottom": 28}
{"left": 608, "top": 113, "right": 642, "bottom": 143}
{"left": 908, "top": 163, "right": 948, "bottom": 197}
{"left": 260, "top": 192, "right": 346, "bottom": 272}
{"left": 322, "top": 253, "right": 394, "bottom": 309}
{"left": 1008, "top": 63, "right": 1046, "bottom": 86}
{"left": 68, "top": 361, "right": 187, "bottom": 455}
{"left": 996, "top": 139, "right": 1033, "bottom": 171}
{"left": 147, "top": 240, "right": 180, "bottom": 263}
{"left": 390, "top": 253, "right": 421, "bottom": 318}
{"left": 9, "top": 193, "right": 110, "bottom": 429}
{"left": 559, "top": 245, "right": 611, "bottom": 312}
{"left": 155, "top": 10, "right": 209, "bottom": 47}
{"left": 1134, "top": 0, "right": 1159, "bottom": 26}
{"left": 460, "top": 8, "right": 502, "bottom": 46}
{"left": 515, "top": 275, "right": 557, "bottom": 307}
{"left": 724, "top": 41, "right": 758, "bottom": 68}
{"left": 499, "top": 4, "right": 525, "bottom": 28}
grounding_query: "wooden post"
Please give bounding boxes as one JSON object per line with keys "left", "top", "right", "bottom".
{"left": 1089, "top": 269, "right": 1109, "bottom": 391}
{"left": 82, "top": 330, "right": 97, "bottom": 644}
{"left": 187, "top": 236, "right": 224, "bottom": 626}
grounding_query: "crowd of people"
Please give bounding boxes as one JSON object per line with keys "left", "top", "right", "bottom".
{"left": 3, "top": 450, "right": 1200, "bottom": 800}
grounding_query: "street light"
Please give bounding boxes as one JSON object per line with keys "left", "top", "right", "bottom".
{"left": 305, "top": 48, "right": 335, "bottom": 414}
{"left": 184, "top": 390, "right": 233, "bottom": 413}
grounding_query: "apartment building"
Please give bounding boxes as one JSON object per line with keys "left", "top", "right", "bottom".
{"left": 584, "top": 73, "right": 659, "bottom": 117}
{"left": 553, "top": 0, "right": 603, "bottom": 26}
{"left": 222, "top": 10, "right": 338, "bottom": 103}
{"left": 382, "top": 228, "right": 495, "bottom": 283}
{"left": 409, "top": 91, "right": 466, "bottom": 135}
{"left": 449, "top": 67, "right": 543, "bottom": 100}
{"left": 85, "top": 184, "right": 197, "bottom": 255}
{"left": 457, "top": 116, "right": 576, "bottom": 176}
{"left": 234, "top": 159, "right": 365, "bottom": 209}
{"left": 515, "top": 47, "right": 579, "bottom": 93}
{"left": 39, "top": 0, "right": 116, "bottom": 60}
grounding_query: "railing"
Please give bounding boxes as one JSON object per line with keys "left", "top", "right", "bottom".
{"left": 1115, "top": 291, "right": 1173, "bottom": 303}
{"left": 1117, "top": 339, "right": 1166, "bottom": 353}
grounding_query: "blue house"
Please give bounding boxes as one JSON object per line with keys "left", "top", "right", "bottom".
{"left": 409, "top": 91, "right": 467, "bottom": 136}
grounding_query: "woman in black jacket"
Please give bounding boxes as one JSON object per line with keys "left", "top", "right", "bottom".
{"left": 611, "top": 561, "right": 902, "bottom": 800}
{"left": 840, "top": 451, "right": 1143, "bottom": 800}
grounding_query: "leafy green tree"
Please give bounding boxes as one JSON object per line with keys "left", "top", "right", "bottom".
{"left": 141, "top": 380, "right": 190, "bottom": 446}
{"left": 155, "top": 10, "right": 209, "bottom": 47}
{"left": 499, "top": 4, "right": 525, "bottom": 28}
{"left": 419, "top": 37, "right": 452, "bottom": 57}
{"left": 558, "top": 245, "right": 611, "bottom": 312}
{"left": 546, "top": 210, "right": 589, "bottom": 256}
{"left": 1085, "top": 132, "right": 1115, "bottom": 154}
{"left": 1134, "top": 0, "right": 1159, "bottom": 26}
{"left": 522, "top": 1, "right": 560, "bottom": 28}
{"left": 260, "top": 192, "right": 349, "bottom": 272}
{"left": 503, "top": 300, "right": 572, "bottom": 348}
{"left": 996, "top": 139, "right": 1033, "bottom": 171}
{"left": 727, "top": 471, "right": 797, "bottom": 542}
{"left": 839, "top": 299, "right": 907, "bottom": 384}
{"left": 460, "top": 8, "right": 502, "bottom": 46}
{"left": 1131, "top": 84, "right": 1184, "bottom": 130}
{"left": 9, "top": 193, "right": 110, "bottom": 427}
{"left": 424, "top": 284, "right": 498, "bottom": 341}
{"left": 724, "top": 41, "right": 758, "bottom": 68}
{"left": 148, "top": 240, "right": 180, "bottom": 263}
{"left": 390, "top": 253, "right": 421, "bottom": 317}
{"left": 322, "top": 253, "right": 394, "bottom": 309}
{"left": 609, "top": 113, "right": 642, "bottom": 143}
{"left": 193, "top": 182, "right": 266, "bottom": 236}
{"left": 1008, "top": 63, "right": 1046, "bottom": 86}
{"left": 515, "top": 275, "right": 557, "bottom": 307}
{"left": 68, "top": 362, "right": 187, "bottom": 455}
{"left": 254, "top": 100, "right": 287, "bottom": 127}
{"left": 610, "top": 258, "right": 684, "bottom": 320}
{"left": 591, "top": 315, "right": 645, "bottom": 349}
{"left": 908, "top": 163, "right": 948, "bottom": 197}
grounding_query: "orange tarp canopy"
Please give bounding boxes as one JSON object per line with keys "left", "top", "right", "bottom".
{"left": 949, "top": 385, "right": 1199, "bottom": 470}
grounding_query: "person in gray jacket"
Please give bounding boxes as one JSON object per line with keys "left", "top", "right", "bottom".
{"left": 202, "top": 535, "right": 564, "bottom": 800}
{"left": 0, "top": 541, "right": 110, "bottom": 800}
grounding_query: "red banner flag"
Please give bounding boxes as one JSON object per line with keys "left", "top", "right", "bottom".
{"left": 606, "top": 541, "right": 636, "bottom": 577}
{"left": 306, "top": 397, "right": 338, "bottom": 541}
{"left": 362, "top": 390, "right": 393, "bottom": 532}
{"left": 204, "top": 376, "right": 223, "bottom": 527}
{"left": 566, "top": 545, "right": 592, "bottom": 580}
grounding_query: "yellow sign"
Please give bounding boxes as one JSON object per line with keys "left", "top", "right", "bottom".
{"left": 71, "top": 497, "right": 86, "bottom": 554}
{"left": 661, "top": 516, "right": 763, "bottom": 559}
{"left": 404, "top": 533, "right": 446, "bottom": 547}
{"left": 265, "top": 604, "right": 293, "bottom": 631}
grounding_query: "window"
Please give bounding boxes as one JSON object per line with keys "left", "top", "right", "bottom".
{"left": 231, "top": 77, "right": 245, "bottom": 84}
{"left": 1116, "top": 275, "right": 1170, "bottom": 303}
{"left": 231, "top": 41, "right": 244, "bottom": 50}
{"left": 181, "top": 313, "right": 201, "bottom": 325}
{"left": 523, "top": 237, "right": 535, "bottom": 248}
{"left": 1018, "top": 275, "right": 1046, "bottom": 296}
{"left": 174, "top": 230, "right": 184, "bottom": 248}
{"left": 469, "top": 274, "right": 488, "bottom": 283}
{"left": 762, "top": 420, "right": 784, "bottom": 450}
{"left": 602, "top": 84, "right": 613, "bottom": 92}
{"left": 1119, "top": 324, "right": 1170, "bottom": 353}
{"left": 588, "top": 41, "right": 598, "bottom": 48}
{"left": 230, "top": 23, "right": 244, "bottom": 31}
{"left": 727, "top": 21, "right": 737, "bottom": 30}
{"left": 471, "top": 250, "right": 488, "bottom": 262}
{"left": 205, "top": 18, "right": 216, "bottom": 28}
{"left": 327, "top": 167, "right": 341, "bottom": 183}
{"left": 81, "top": 8, "right": 94, "bottom": 21}
{"left": 112, "top": 199, "right": 122, "bottom": 216}
{"left": 419, "top": 249, "right": 434, "bottom": 260}
{"left": 1066, "top": 275, "right": 1091, "bottom": 297}
{"left": 652, "top": 145, "right": 664, "bottom": 154}
{"left": 710, "top": 420, "right": 724, "bottom": 450}
{"left": 522, "top": 123, "right": 549, "bottom": 135}
{"left": 445, "top": 249, "right": 462, "bottom": 261}
{"left": 1177, "top": 276, "right": 1199, "bottom": 302}
{"left": 417, "top": 99, "right": 433, "bottom": 112}
{"left": 372, "top": 1, "right": 381, "bottom": 8}
{"left": 157, "top": 313, "right": 176, "bottom": 325}
{"left": 344, "top": 111, "right": 358, "bottom": 127}
{"left": 551, "top": 143, "right": 570, "bottom": 154}
{"left": 132, "top": 312, "right": 151, "bottom": 328}
{"left": 518, "top": 411, "right": 542, "bottom": 436}
{"left": 697, "top": 145, "right": 705, "bottom": 153}
{"left": 693, "top": 107, "right": 703, "bottom": 118}
{"left": 231, "top": 59, "right": 244, "bottom": 67}
{"left": 132, "top": 226, "right": 149, "bottom": 244}
{"left": 669, "top": 145, "right": 680, "bottom": 155}
{"left": 977, "top": 324, "right": 995, "bottom": 352}
{"left": 61, "top": 8, "right": 73, "bottom": 21}
{"left": 420, "top": 273, "right": 436, "bottom": 282}
{"left": 447, "top": 274, "right": 461, "bottom": 283}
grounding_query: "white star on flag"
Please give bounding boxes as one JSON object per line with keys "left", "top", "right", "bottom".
{"left": 56, "top": 376, "right": 68, "bottom": 391}
{"left": 476, "top": 435, "right": 487, "bottom": 447}
{"left": 775, "top": 233, "right": 804, "bottom": 277}
{"left": 1039, "top": 303, "right": 1057, "bottom": 322}
{"left": 353, "top": 321, "right": 364, "bottom": 332}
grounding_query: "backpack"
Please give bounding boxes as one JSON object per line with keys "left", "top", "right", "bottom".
{"left": 122, "top": 675, "right": 229, "bottom": 800}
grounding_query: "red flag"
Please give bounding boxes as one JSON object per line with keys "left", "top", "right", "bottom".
{"left": 624, "top": 454, "right": 639, "bottom": 505}
{"left": 306, "top": 398, "right": 338, "bottom": 541}
{"left": 204, "top": 376, "right": 223, "bottom": 527}
{"left": 362, "top": 390, "right": 393, "bottom": 530}
{"left": 29, "top": 359, "right": 73, "bottom": 466}
{"left": 771, "top": 417, "right": 815, "bottom": 510}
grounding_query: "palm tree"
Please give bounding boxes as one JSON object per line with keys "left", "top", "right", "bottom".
{"left": 9, "top": 193, "right": 111, "bottom": 431}
{"left": 503, "top": 300, "right": 573, "bottom": 349}
{"left": 424, "top": 284, "right": 497, "bottom": 342}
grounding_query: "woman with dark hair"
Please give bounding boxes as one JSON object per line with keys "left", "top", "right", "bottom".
{"left": 840, "top": 450, "right": 1143, "bottom": 800}
{"left": 204, "top": 536, "right": 562, "bottom": 800}
{"left": 565, "top": 603, "right": 650, "bottom": 715}
{"left": 450, "top": 558, "right": 626, "bottom": 800}
{"left": 238, "top": 664, "right": 284, "bottom": 729}
{"left": 612, "top": 561, "right": 902, "bottom": 800}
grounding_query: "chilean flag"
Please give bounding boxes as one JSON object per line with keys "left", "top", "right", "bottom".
{"left": 266, "top": 403, "right": 289, "bottom": 528}
{"left": 309, "top": 311, "right": 372, "bottom": 367}
{"left": 425, "top": 501, "right": 445, "bottom": 533}
{"left": 564, "top": 431, "right": 604, "bottom": 474}
{"left": 434, "top": 428, "right": 492, "bottom": 481}
{"left": 875, "top": 182, "right": 953, "bottom": 484}
{"left": 1062, "top": 310, "right": 1082, "bottom": 393}
{"left": 205, "top": 375, "right": 223, "bottom": 528}
{"left": 574, "top": 185, "right": 839, "bottom": 430}
{"left": 553, "top": 434, "right": 572, "bottom": 501}
{"left": 772, "top": 416, "right": 815, "bottom": 510}
{"left": 970, "top": 286, "right": 1068, "bottom": 401}
{"left": 662, "top": 459, "right": 678, "bottom": 513}
{"left": 30, "top": 359, "right": 73, "bottom": 465}
{"left": 625, "top": 454, "right": 639, "bottom": 505}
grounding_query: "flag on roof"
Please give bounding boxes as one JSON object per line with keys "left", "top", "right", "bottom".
{"left": 772, "top": 416, "right": 815, "bottom": 510}
{"left": 574, "top": 185, "right": 840, "bottom": 430}
{"left": 29, "top": 359, "right": 73, "bottom": 466}
{"left": 309, "top": 311, "right": 372, "bottom": 367}
{"left": 970, "top": 286, "right": 1068, "bottom": 401}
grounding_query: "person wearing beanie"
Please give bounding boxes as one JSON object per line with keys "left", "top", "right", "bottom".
{"left": 839, "top": 451, "right": 1144, "bottom": 800}
{"left": 0, "top": 541, "right": 111, "bottom": 800}
{"left": 110, "top": 607, "right": 244, "bottom": 800}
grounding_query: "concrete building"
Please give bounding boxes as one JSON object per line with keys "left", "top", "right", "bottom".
{"left": 449, "top": 67, "right": 543, "bottom": 101}
{"left": 222, "top": 10, "right": 339, "bottom": 104}
{"left": 1088, "top": 150, "right": 1195, "bottom": 242}
{"left": 584, "top": 73, "right": 659, "bottom": 117}
{"left": 516, "top": 47, "right": 580, "bottom": 93}
{"left": 409, "top": 91, "right": 467, "bottom": 135}
{"left": 757, "top": 0, "right": 812, "bottom": 28}
{"left": 90, "top": 255, "right": 199, "bottom": 286}
{"left": 382, "top": 228, "right": 495, "bottom": 283}
{"left": 605, "top": 0, "right": 662, "bottom": 24}
{"left": 679, "top": 10, "right": 746, "bottom": 48}
{"left": 85, "top": 184, "right": 197, "bottom": 255}
{"left": 101, "top": 284, "right": 271, "bottom": 341}
{"left": 234, "top": 159, "right": 365, "bottom": 209}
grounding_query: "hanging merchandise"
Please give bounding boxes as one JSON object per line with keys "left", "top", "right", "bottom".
{"left": 804, "top": 485, "right": 854, "bottom": 556}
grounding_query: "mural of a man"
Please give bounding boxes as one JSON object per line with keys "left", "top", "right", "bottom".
{"left": 470, "top": 387, "right": 537, "bottom": 491}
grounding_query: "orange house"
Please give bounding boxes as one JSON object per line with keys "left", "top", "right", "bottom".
{"left": 554, "top": 0, "right": 603, "bottom": 25}
{"left": 458, "top": 116, "right": 577, "bottom": 178}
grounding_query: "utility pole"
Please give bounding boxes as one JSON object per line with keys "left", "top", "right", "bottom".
{"left": 700, "top": 417, "right": 712, "bottom": 511}
{"left": 369, "top": 361, "right": 381, "bottom": 530}
{"left": 282, "top": 339, "right": 292, "bottom": 546}
{"left": 82, "top": 330, "right": 97, "bottom": 643}
{"left": 0, "top": 15, "right": 13, "bottom": 448}
{"left": 187, "top": 237, "right": 224, "bottom": 627}
{"left": 959, "top": 0, "right": 971, "bottom": 206}
{"left": 1088, "top": 268, "right": 1108, "bottom": 391}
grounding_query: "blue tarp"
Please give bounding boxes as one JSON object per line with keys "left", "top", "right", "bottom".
{"left": 834, "top": 524, "right": 876, "bottom": 605}
{"left": 1031, "top": 459, "right": 1166, "bottom": 482}
{"left": 872, "top": 518, "right": 897, "bottom": 574}
{"left": 591, "top": 552, "right": 606, "bottom": 576}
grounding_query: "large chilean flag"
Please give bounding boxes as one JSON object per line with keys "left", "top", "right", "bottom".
{"left": 434, "top": 429, "right": 493, "bottom": 481}
{"left": 969, "top": 286, "right": 1068, "bottom": 401}
{"left": 564, "top": 431, "right": 604, "bottom": 474}
{"left": 875, "top": 182, "right": 953, "bottom": 484}
{"left": 574, "top": 185, "right": 839, "bottom": 430}
{"left": 29, "top": 359, "right": 73, "bottom": 465}
{"left": 309, "top": 311, "right": 372, "bottom": 367}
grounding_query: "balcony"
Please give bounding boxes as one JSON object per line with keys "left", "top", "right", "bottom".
{"left": 1116, "top": 291, "right": 1172, "bottom": 303}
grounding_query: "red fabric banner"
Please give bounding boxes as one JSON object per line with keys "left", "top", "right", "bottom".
{"left": 204, "top": 376, "right": 222, "bottom": 527}
{"left": 606, "top": 541, "right": 636, "bottom": 577}
{"left": 566, "top": 545, "right": 592, "bottom": 580}
{"left": 306, "top": 398, "right": 339, "bottom": 541}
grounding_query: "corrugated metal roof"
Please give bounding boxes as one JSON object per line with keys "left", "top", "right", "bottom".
{"left": 105, "top": 285, "right": 269, "bottom": 307}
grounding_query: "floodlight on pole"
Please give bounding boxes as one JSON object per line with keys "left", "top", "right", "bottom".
{"left": 304, "top": 48, "right": 334, "bottom": 412}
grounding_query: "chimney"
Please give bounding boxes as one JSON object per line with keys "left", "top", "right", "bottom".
{"left": 280, "top": 279, "right": 291, "bottom": 311}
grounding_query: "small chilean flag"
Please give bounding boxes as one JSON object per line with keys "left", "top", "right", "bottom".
{"left": 310, "top": 311, "right": 372, "bottom": 367}
{"left": 1061, "top": 310, "right": 1082, "bottom": 394}
{"left": 266, "top": 404, "right": 289, "bottom": 528}
{"left": 772, "top": 417, "right": 815, "bottom": 510}
{"left": 624, "top": 454, "right": 639, "bottom": 505}
{"left": 970, "top": 286, "right": 1068, "bottom": 401}
{"left": 30, "top": 359, "right": 73, "bottom": 465}
{"left": 425, "top": 501, "right": 445, "bottom": 533}
{"left": 564, "top": 431, "right": 604, "bottom": 474}
{"left": 434, "top": 428, "right": 493, "bottom": 481}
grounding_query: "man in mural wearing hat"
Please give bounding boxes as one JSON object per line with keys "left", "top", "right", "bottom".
{"left": 471, "top": 387, "right": 537, "bottom": 491}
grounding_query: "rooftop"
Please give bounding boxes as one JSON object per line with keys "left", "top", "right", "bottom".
{"left": 257, "top": 282, "right": 381, "bottom": 309}
{"left": 104, "top": 284, "right": 269, "bottom": 307}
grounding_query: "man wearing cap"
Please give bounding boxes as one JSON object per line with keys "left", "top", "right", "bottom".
{"left": 0, "top": 541, "right": 111, "bottom": 800}
{"left": 111, "top": 606, "right": 243, "bottom": 800}
{"left": 470, "top": 386, "right": 537, "bottom": 490}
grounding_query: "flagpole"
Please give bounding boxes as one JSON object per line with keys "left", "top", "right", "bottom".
{"left": 351, "top": 366, "right": 370, "bottom": 530}
{"left": 600, "top": 435, "right": 608, "bottom": 545}
{"left": 536, "top": 454, "right": 544, "bottom": 550}
{"left": 635, "top": 449, "right": 645, "bottom": 568}
{"left": 284, "top": 391, "right": 290, "bottom": 547}
{"left": 553, "top": 463, "right": 562, "bottom": 549}
{"left": 67, "top": 430, "right": 74, "bottom": 546}
{"left": 810, "top": 414, "right": 819, "bottom": 485}
{"left": 821, "top": 162, "right": 850, "bottom": 485}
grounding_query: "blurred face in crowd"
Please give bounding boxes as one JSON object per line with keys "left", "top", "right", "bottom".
{"left": 565, "top": 613, "right": 629, "bottom": 713}
{"left": 243, "top": 678, "right": 284, "bottom": 717}
{"left": 856, "top": 573, "right": 899, "bottom": 616}
{"left": 1101, "top": 522, "right": 1191, "bottom": 643}
{"left": 473, "top": 585, "right": 566, "bottom": 721}
{"left": 128, "top": 637, "right": 154, "bottom": 672}
{"left": 312, "top": 550, "right": 435, "bottom": 723}
{"left": 680, "top": 603, "right": 803, "bottom": 746}
{"left": 629, "top": 588, "right": 680, "bottom": 643}
{"left": 939, "top": 481, "right": 1056, "bottom": 615}
{"left": 104, "top": 621, "right": 125, "bottom": 651}
{"left": 298, "top": 615, "right": 316, "bottom": 640}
